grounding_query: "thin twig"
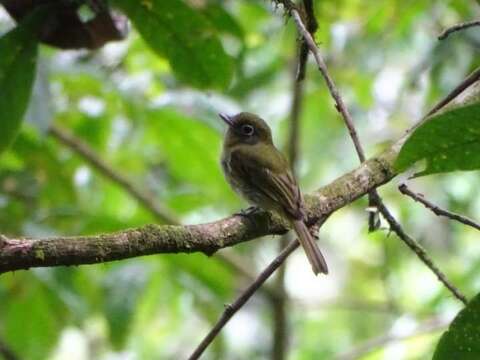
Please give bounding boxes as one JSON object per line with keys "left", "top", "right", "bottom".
{"left": 218, "top": 251, "right": 279, "bottom": 299}
{"left": 188, "top": 220, "right": 325, "bottom": 360}
{"left": 399, "top": 184, "right": 480, "bottom": 231}
{"left": 438, "top": 19, "right": 480, "bottom": 40}
{"left": 291, "top": 9, "right": 366, "bottom": 162}
{"left": 291, "top": 9, "right": 382, "bottom": 230}
{"left": 189, "top": 240, "right": 299, "bottom": 360}
{"left": 371, "top": 192, "right": 468, "bottom": 305}
{"left": 336, "top": 316, "right": 448, "bottom": 360}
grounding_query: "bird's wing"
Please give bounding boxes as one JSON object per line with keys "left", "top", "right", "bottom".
{"left": 230, "top": 144, "right": 304, "bottom": 220}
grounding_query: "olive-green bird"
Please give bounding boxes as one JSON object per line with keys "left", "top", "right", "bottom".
{"left": 219, "top": 112, "right": 328, "bottom": 275}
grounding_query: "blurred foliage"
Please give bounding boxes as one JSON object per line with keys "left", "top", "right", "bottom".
{"left": 0, "top": 0, "right": 479, "bottom": 359}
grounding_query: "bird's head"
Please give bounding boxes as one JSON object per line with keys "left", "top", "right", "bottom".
{"left": 219, "top": 112, "right": 273, "bottom": 147}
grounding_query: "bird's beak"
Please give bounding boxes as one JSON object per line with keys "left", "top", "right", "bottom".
{"left": 218, "top": 113, "right": 233, "bottom": 126}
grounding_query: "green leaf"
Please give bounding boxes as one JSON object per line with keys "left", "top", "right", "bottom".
{"left": 433, "top": 293, "right": 480, "bottom": 359}
{"left": 395, "top": 100, "right": 480, "bottom": 176}
{"left": 114, "top": 0, "right": 234, "bottom": 89}
{"left": 0, "top": 21, "right": 39, "bottom": 154}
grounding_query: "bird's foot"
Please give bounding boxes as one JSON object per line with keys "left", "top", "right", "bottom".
{"left": 234, "top": 206, "right": 262, "bottom": 217}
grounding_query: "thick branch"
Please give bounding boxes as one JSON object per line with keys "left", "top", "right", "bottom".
{"left": 0, "top": 147, "right": 397, "bottom": 274}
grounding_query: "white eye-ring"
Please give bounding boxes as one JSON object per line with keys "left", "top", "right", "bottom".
{"left": 242, "top": 124, "right": 254, "bottom": 136}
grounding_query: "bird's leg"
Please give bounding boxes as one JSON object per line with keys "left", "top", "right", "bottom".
{"left": 234, "top": 205, "right": 262, "bottom": 217}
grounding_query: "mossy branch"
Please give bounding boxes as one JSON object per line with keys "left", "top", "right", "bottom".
{"left": 0, "top": 148, "right": 396, "bottom": 274}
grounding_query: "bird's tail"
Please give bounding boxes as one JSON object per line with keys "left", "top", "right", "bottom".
{"left": 292, "top": 220, "right": 328, "bottom": 275}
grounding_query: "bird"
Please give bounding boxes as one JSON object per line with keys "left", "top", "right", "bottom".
{"left": 219, "top": 112, "right": 328, "bottom": 275}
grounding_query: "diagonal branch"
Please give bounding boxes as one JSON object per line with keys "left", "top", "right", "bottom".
{"left": 188, "top": 220, "right": 326, "bottom": 360}
{"left": 291, "top": 9, "right": 366, "bottom": 162}
{"left": 399, "top": 184, "right": 480, "bottom": 231}
{"left": 290, "top": 8, "right": 383, "bottom": 231}
{"left": 372, "top": 192, "right": 468, "bottom": 304}
{"left": 367, "top": 70, "right": 480, "bottom": 305}
{"left": 189, "top": 240, "right": 298, "bottom": 360}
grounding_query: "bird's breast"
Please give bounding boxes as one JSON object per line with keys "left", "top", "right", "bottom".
{"left": 221, "top": 151, "right": 263, "bottom": 206}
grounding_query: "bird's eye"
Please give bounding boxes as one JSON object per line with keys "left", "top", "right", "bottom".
{"left": 241, "top": 124, "right": 254, "bottom": 136}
